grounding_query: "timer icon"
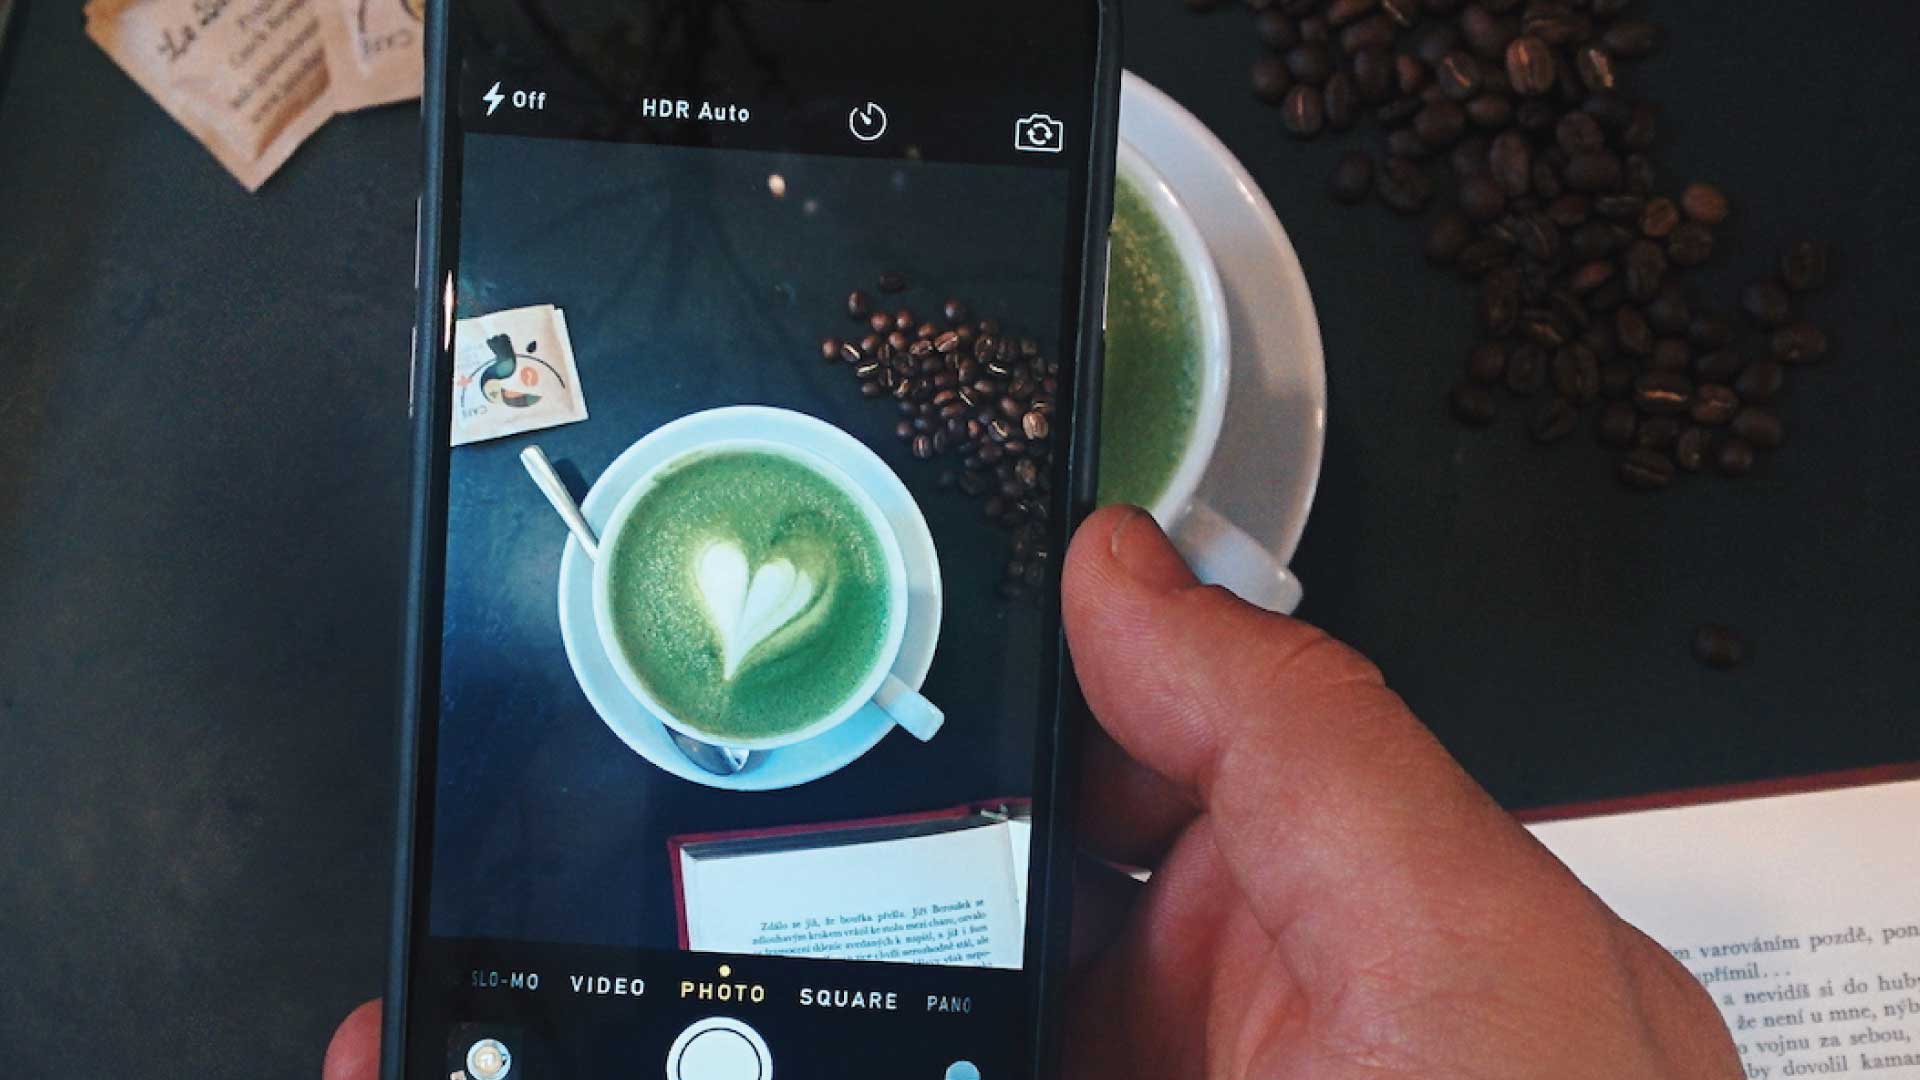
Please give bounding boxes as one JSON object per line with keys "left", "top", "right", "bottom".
{"left": 848, "top": 101, "right": 887, "bottom": 142}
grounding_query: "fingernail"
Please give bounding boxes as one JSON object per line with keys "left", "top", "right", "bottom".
{"left": 1107, "top": 505, "right": 1181, "bottom": 588}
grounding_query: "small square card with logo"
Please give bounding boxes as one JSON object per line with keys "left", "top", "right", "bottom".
{"left": 450, "top": 304, "right": 589, "bottom": 447}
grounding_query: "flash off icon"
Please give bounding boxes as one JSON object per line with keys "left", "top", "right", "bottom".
{"left": 482, "top": 82, "right": 547, "bottom": 117}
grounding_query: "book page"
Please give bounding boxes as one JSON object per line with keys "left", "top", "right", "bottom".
{"left": 681, "top": 822, "right": 1025, "bottom": 969}
{"left": 1529, "top": 781, "right": 1920, "bottom": 1079}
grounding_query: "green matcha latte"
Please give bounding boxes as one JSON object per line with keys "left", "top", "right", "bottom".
{"left": 1098, "top": 173, "right": 1207, "bottom": 510}
{"left": 602, "top": 448, "right": 893, "bottom": 744}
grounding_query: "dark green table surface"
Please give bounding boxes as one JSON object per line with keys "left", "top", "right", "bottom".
{"left": 2, "top": 0, "right": 1915, "bottom": 1072}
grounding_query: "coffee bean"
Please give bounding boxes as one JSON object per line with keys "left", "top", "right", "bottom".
{"left": 1489, "top": 130, "right": 1531, "bottom": 195}
{"left": 1351, "top": 46, "right": 1395, "bottom": 101}
{"left": 1467, "top": 341, "right": 1507, "bottom": 382}
{"left": 1341, "top": 13, "right": 1397, "bottom": 53}
{"left": 1326, "top": 0, "right": 1376, "bottom": 25}
{"left": 1731, "top": 407, "right": 1785, "bottom": 449}
{"left": 1450, "top": 381, "right": 1497, "bottom": 425}
{"left": 1575, "top": 45, "right": 1616, "bottom": 93}
{"left": 1458, "top": 237, "right": 1512, "bottom": 277}
{"left": 1645, "top": 283, "right": 1691, "bottom": 335}
{"left": 1506, "top": 35, "right": 1556, "bottom": 95}
{"left": 1667, "top": 222, "right": 1714, "bottom": 267}
{"left": 1517, "top": 99, "right": 1558, "bottom": 133}
{"left": 1716, "top": 436, "right": 1756, "bottom": 476}
{"left": 1692, "top": 350, "right": 1746, "bottom": 384}
{"left": 1633, "top": 371, "right": 1692, "bottom": 415}
{"left": 1022, "top": 411, "right": 1050, "bottom": 441}
{"left": 847, "top": 291, "right": 873, "bottom": 319}
{"left": 1618, "top": 447, "right": 1676, "bottom": 490}
{"left": 1648, "top": 337, "right": 1689, "bottom": 373}
{"left": 1602, "top": 19, "right": 1661, "bottom": 58}
{"left": 1251, "top": 55, "right": 1293, "bottom": 102}
{"left": 1299, "top": 14, "right": 1329, "bottom": 42}
{"left": 1386, "top": 51, "right": 1423, "bottom": 95}
{"left": 1283, "top": 84, "right": 1326, "bottom": 136}
{"left": 1416, "top": 24, "right": 1460, "bottom": 64}
{"left": 1771, "top": 323, "right": 1829, "bottom": 364}
{"left": 1734, "top": 360, "right": 1785, "bottom": 403}
{"left": 877, "top": 270, "right": 907, "bottom": 295}
{"left": 1329, "top": 151, "right": 1375, "bottom": 205}
{"left": 1284, "top": 43, "right": 1333, "bottom": 84}
{"left": 1551, "top": 344, "right": 1600, "bottom": 403}
{"left": 1690, "top": 384, "right": 1740, "bottom": 426}
{"left": 1506, "top": 343, "right": 1547, "bottom": 395}
{"left": 1674, "top": 425, "right": 1713, "bottom": 472}
{"left": 1565, "top": 152, "right": 1624, "bottom": 192}
{"left": 1625, "top": 154, "right": 1656, "bottom": 196}
{"left": 1529, "top": 398, "right": 1578, "bottom": 443}
{"left": 1571, "top": 221, "right": 1618, "bottom": 262}
{"left": 1739, "top": 279, "right": 1793, "bottom": 329}
{"left": 1254, "top": 8, "right": 1298, "bottom": 49}
{"left": 1596, "top": 401, "right": 1637, "bottom": 446}
{"left": 868, "top": 311, "right": 894, "bottom": 335}
{"left": 1614, "top": 307, "right": 1652, "bottom": 356}
{"left": 1479, "top": 268, "right": 1519, "bottom": 335}
{"left": 1622, "top": 102, "right": 1658, "bottom": 150}
{"left": 1377, "top": 157, "right": 1434, "bottom": 213}
{"left": 1551, "top": 110, "right": 1604, "bottom": 156}
{"left": 1521, "top": 4, "right": 1588, "bottom": 45}
{"left": 1680, "top": 182, "right": 1730, "bottom": 225}
{"left": 1457, "top": 175, "right": 1505, "bottom": 222}
{"left": 1460, "top": 5, "right": 1513, "bottom": 58}
{"left": 1324, "top": 73, "right": 1359, "bottom": 130}
{"left": 941, "top": 299, "right": 969, "bottom": 325}
{"left": 1640, "top": 197, "right": 1681, "bottom": 238}
{"left": 1635, "top": 414, "right": 1681, "bottom": 452}
{"left": 1414, "top": 100, "right": 1467, "bottom": 146}
{"left": 1692, "top": 624, "right": 1747, "bottom": 669}
{"left": 859, "top": 380, "right": 885, "bottom": 398}
{"left": 1624, "top": 240, "right": 1667, "bottom": 302}
{"left": 1547, "top": 194, "right": 1590, "bottom": 228}
{"left": 1569, "top": 260, "right": 1614, "bottom": 294}
{"left": 1593, "top": 193, "right": 1645, "bottom": 222}
{"left": 1781, "top": 240, "right": 1831, "bottom": 292}
{"left": 1435, "top": 51, "right": 1483, "bottom": 100}
{"left": 1386, "top": 127, "right": 1432, "bottom": 160}
{"left": 1427, "top": 210, "right": 1473, "bottom": 262}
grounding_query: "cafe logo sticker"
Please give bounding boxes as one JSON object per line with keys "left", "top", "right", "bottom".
{"left": 450, "top": 304, "right": 589, "bottom": 447}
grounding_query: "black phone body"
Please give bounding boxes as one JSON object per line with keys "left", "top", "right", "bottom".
{"left": 392, "top": 1, "right": 1119, "bottom": 1076}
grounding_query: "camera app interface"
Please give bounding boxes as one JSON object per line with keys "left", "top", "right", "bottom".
{"left": 411, "top": 1, "right": 1099, "bottom": 1075}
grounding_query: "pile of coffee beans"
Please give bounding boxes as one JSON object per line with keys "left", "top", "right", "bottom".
{"left": 1195, "top": 0, "right": 1836, "bottom": 492}
{"left": 818, "top": 274, "right": 1059, "bottom": 597}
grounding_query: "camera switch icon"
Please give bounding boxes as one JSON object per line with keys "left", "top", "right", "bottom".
{"left": 1013, "top": 112, "right": 1065, "bottom": 154}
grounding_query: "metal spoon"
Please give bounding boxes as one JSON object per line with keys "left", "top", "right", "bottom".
{"left": 520, "top": 445, "right": 753, "bottom": 777}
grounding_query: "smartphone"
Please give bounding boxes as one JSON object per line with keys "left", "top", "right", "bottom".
{"left": 392, "top": 1, "right": 1120, "bottom": 1076}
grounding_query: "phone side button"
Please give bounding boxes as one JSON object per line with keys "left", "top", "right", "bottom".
{"left": 407, "top": 323, "right": 418, "bottom": 420}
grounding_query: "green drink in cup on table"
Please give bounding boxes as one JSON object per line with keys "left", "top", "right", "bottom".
{"left": 1099, "top": 170, "right": 1209, "bottom": 510}
{"left": 590, "top": 437, "right": 942, "bottom": 751}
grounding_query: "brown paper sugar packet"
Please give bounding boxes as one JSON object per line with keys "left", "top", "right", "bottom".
{"left": 317, "top": 0, "right": 422, "bottom": 111}
{"left": 85, "top": 0, "right": 333, "bottom": 192}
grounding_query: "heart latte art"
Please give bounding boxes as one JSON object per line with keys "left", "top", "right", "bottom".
{"left": 695, "top": 541, "right": 822, "bottom": 681}
{"left": 603, "top": 448, "right": 894, "bottom": 743}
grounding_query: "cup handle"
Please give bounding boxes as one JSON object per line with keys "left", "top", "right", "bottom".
{"left": 875, "top": 675, "right": 944, "bottom": 742}
{"left": 1169, "top": 501, "right": 1305, "bottom": 615}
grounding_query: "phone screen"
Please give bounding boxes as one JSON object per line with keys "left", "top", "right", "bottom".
{"left": 401, "top": 1, "right": 1110, "bottom": 1076}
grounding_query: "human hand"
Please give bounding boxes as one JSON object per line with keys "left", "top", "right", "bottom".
{"left": 325, "top": 505, "right": 1739, "bottom": 1080}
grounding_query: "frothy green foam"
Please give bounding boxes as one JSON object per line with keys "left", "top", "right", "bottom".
{"left": 604, "top": 449, "right": 892, "bottom": 742}
{"left": 1099, "top": 174, "right": 1206, "bottom": 510}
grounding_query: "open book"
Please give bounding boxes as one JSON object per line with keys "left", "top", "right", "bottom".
{"left": 669, "top": 802, "right": 1031, "bottom": 971}
{"left": 1529, "top": 778, "right": 1920, "bottom": 1079}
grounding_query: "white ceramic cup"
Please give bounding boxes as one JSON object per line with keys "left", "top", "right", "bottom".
{"left": 590, "top": 434, "right": 942, "bottom": 751}
{"left": 1114, "top": 142, "right": 1304, "bottom": 614}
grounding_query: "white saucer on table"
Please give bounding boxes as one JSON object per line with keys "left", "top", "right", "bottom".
{"left": 1120, "top": 72, "right": 1328, "bottom": 588}
{"left": 557, "top": 407, "right": 943, "bottom": 792}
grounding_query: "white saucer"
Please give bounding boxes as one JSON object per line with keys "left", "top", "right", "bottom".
{"left": 1121, "top": 72, "right": 1328, "bottom": 573}
{"left": 558, "top": 407, "right": 944, "bottom": 791}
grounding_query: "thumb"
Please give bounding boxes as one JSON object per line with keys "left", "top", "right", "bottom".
{"left": 1062, "top": 506, "right": 1569, "bottom": 943}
